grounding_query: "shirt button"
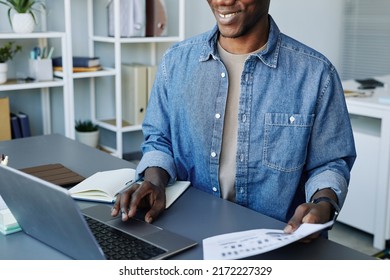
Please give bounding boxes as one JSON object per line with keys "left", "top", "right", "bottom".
{"left": 240, "top": 188, "right": 244, "bottom": 193}
{"left": 211, "top": 152, "right": 217, "bottom": 158}
{"left": 215, "top": 113, "right": 221, "bottom": 119}
{"left": 240, "top": 154, "right": 245, "bottom": 162}
{"left": 242, "top": 114, "right": 247, "bottom": 122}
{"left": 212, "top": 187, "right": 218, "bottom": 192}
{"left": 221, "top": 72, "right": 226, "bottom": 78}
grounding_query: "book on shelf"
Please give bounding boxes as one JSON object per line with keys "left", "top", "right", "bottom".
{"left": 68, "top": 168, "right": 191, "bottom": 208}
{"left": 122, "top": 64, "right": 148, "bottom": 126}
{"left": 107, "top": 0, "right": 146, "bottom": 37}
{"left": 53, "top": 66, "right": 102, "bottom": 73}
{"left": 52, "top": 56, "right": 100, "bottom": 68}
{"left": 146, "top": 65, "right": 157, "bottom": 101}
{"left": 145, "top": 0, "right": 168, "bottom": 37}
{"left": 16, "top": 112, "right": 31, "bottom": 138}
{"left": 0, "top": 97, "right": 11, "bottom": 141}
{"left": 10, "top": 113, "right": 22, "bottom": 139}
{"left": 122, "top": 63, "right": 157, "bottom": 125}
{"left": 9, "top": 112, "right": 31, "bottom": 139}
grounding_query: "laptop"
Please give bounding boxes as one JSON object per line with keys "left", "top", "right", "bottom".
{"left": 0, "top": 164, "right": 196, "bottom": 260}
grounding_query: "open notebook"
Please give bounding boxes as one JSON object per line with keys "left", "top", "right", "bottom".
{"left": 68, "top": 168, "right": 191, "bottom": 208}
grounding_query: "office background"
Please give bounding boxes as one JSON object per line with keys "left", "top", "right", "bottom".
{"left": 1, "top": 0, "right": 390, "bottom": 257}
{"left": 0, "top": 0, "right": 348, "bottom": 142}
{"left": 2, "top": 0, "right": 389, "bottom": 147}
{"left": 2, "top": 0, "right": 389, "bottom": 142}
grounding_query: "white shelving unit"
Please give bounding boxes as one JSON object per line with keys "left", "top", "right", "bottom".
{"left": 0, "top": 31, "right": 70, "bottom": 136}
{"left": 63, "top": 0, "right": 185, "bottom": 158}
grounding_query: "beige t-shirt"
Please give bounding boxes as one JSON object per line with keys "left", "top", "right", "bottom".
{"left": 218, "top": 43, "right": 267, "bottom": 201}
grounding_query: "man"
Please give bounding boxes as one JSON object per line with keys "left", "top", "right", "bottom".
{"left": 112, "top": 0, "right": 356, "bottom": 240}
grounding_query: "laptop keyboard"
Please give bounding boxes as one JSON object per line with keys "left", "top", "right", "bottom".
{"left": 84, "top": 216, "right": 167, "bottom": 260}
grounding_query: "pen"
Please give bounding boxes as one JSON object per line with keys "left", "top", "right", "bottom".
{"left": 41, "top": 47, "right": 47, "bottom": 59}
{"left": 114, "top": 178, "right": 143, "bottom": 197}
{"left": 47, "top": 47, "right": 54, "bottom": 59}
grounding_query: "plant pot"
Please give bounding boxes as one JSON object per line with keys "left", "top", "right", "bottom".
{"left": 0, "top": 63, "right": 8, "bottom": 84}
{"left": 12, "top": 13, "right": 35, "bottom": 33}
{"left": 75, "top": 130, "right": 99, "bottom": 148}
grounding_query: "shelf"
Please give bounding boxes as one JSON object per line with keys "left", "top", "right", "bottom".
{"left": 0, "top": 32, "right": 65, "bottom": 40}
{"left": 63, "top": 0, "right": 185, "bottom": 158}
{"left": 92, "top": 35, "right": 183, "bottom": 44}
{"left": 0, "top": 79, "right": 64, "bottom": 91}
{"left": 0, "top": 17, "right": 70, "bottom": 137}
{"left": 54, "top": 67, "right": 116, "bottom": 79}
{"left": 97, "top": 119, "right": 142, "bottom": 133}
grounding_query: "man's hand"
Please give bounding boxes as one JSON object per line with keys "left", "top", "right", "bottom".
{"left": 111, "top": 167, "right": 170, "bottom": 223}
{"left": 284, "top": 188, "right": 338, "bottom": 242}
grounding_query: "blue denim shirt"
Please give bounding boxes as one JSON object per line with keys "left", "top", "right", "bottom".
{"left": 137, "top": 16, "right": 356, "bottom": 222}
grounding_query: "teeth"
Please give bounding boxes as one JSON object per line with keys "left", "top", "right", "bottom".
{"left": 219, "top": 12, "right": 237, "bottom": 18}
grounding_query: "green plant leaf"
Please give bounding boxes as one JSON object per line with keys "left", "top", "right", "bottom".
{"left": 75, "top": 120, "right": 99, "bottom": 132}
{"left": 0, "top": 41, "right": 22, "bottom": 63}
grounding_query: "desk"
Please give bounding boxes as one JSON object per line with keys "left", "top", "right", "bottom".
{"left": 342, "top": 75, "right": 390, "bottom": 250}
{"left": 0, "top": 134, "right": 372, "bottom": 259}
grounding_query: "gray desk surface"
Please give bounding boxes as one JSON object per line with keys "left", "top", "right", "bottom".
{"left": 0, "top": 134, "right": 373, "bottom": 260}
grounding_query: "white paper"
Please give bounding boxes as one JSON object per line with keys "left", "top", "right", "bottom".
{"left": 165, "top": 181, "right": 191, "bottom": 208}
{"left": 203, "top": 221, "right": 334, "bottom": 260}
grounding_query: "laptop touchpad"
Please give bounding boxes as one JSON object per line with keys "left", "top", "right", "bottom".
{"left": 82, "top": 204, "right": 162, "bottom": 237}
{"left": 107, "top": 218, "right": 162, "bottom": 237}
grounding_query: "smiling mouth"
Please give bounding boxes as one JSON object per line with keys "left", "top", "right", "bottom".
{"left": 219, "top": 11, "right": 240, "bottom": 19}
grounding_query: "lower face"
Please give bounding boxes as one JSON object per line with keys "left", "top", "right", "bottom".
{"left": 207, "top": 0, "right": 270, "bottom": 39}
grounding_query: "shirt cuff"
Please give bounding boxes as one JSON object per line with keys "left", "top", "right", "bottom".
{"left": 305, "top": 169, "right": 348, "bottom": 208}
{"left": 135, "top": 150, "right": 176, "bottom": 184}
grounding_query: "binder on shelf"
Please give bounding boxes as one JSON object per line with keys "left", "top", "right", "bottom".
{"left": 121, "top": 64, "right": 148, "bottom": 125}
{"left": 10, "top": 113, "right": 22, "bottom": 139}
{"left": 52, "top": 56, "right": 100, "bottom": 68}
{"left": 0, "top": 97, "right": 11, "bottom": 141}
{"left": 146, "top": 65, "right": 157, "bottom": 101}
{"left": 145, "top": 0, "right": 168, "bottom": 37}
{"left": 107, "top": 0, "right": 146, "bottom": 37}
{"left": 17, "top": 112, "right": 31, "bottom": 138}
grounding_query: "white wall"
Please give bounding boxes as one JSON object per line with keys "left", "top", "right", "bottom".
{"left": 270, "top": 0, "right": 344, "bottom": 70}
{"left": 184, "top": 0, "right": 215, "bottom": 37}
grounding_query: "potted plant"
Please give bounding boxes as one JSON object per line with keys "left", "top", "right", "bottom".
{"left": 0, "top": 41, "right": 22, "bottom": 84}
{"left": 75, "top": 120, "right": 100, "bottom": 148}
{"left": 0, "top": 0, "right": 46, "bottom": 33}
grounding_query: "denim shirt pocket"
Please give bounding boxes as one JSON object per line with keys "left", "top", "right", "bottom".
{"left": 263, "top": 113, "right": 314, "bottom": 172}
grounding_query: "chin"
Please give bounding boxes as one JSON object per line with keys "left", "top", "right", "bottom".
{"left": 218, "top": 27, "right": 243, "bottom": 39}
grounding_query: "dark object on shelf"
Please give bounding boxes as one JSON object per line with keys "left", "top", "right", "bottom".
{"left": 355, "top": 78, "right": 384, "bottom": 90}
